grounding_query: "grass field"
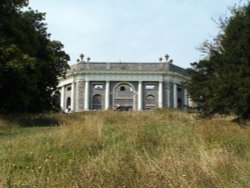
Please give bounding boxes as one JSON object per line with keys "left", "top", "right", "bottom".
{"left": 0, "top": 109, "right": 249, "bottom": 188}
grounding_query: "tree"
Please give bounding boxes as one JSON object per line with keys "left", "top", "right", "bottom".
{"left": 187, "top": 3, "right": 250, "bottom": 122}
{"left": 0, "top": 0, "right": 70, "bottom": 113}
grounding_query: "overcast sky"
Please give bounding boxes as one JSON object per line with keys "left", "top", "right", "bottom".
{"left": 29, "top": 0, "right": 247, "bottom": 68}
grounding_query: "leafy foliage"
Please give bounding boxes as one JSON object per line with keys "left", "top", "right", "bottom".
{"left": 0, "top": 0, "right": 70, "bottom": 113}
{"left": 187, "top": 3, "right": 250, "bottom": 121}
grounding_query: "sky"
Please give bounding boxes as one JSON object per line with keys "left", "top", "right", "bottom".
{"left": 29, "top": 0, "right": 248, "bottom": 68}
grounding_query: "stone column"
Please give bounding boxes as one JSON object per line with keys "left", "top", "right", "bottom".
{"left": 60, "top": 86, "right": 65, "bottom": 110}
{"left": 71, "top": 82, "right": 75, "bottom": 111}
{"left": 105, "top": 81, "right": 110, "bottom": 110}
{"left": 84, "top": 80, "right": 89, "bottom": 110}
{"left": 138, "top": 81, "right": 142, "bottom": 110}
{"left": 158, "top": 81, "right": 163, "bottom": 108}
{"left": 173, "top": 83, "right": 177, "bottom": 108}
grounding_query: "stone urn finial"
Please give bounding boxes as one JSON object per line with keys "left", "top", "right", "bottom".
{"left": 80, "top": 53, "right": 84, "bottom": 62}
{"left": 165, "top": 54, "right": 169, "bottom": 61}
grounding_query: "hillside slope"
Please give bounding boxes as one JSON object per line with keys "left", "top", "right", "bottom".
{"left": 0, "top": 110, "right": 249, "bottom": 187}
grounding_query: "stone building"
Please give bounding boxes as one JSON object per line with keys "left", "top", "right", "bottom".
{"left": 57, "top": 58, "right": 190, "bottom": 112}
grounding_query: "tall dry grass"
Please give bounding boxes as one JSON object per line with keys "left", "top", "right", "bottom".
{"left": 0, "top": 110, "right": 249, "bottom": 187}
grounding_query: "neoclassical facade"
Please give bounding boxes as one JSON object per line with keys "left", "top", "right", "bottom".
{"left": 57, "top": 60, "right": 190, "bottom": 112}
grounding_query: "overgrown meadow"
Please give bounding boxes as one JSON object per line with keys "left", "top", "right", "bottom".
{"left": 0, "top": 110, "right": 249, "bottom": 187}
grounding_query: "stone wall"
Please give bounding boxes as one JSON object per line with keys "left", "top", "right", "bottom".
{"left": 77, "top": 81, "right": 85, "bottom": 111}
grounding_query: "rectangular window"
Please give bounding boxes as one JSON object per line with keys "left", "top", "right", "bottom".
{"left": 67, "top": 87, "right": 71, "bottom": 91}
{"left": 145, "top": 85, "right": 155, "bottom": 90}
{"left": 93, "top": 84, "right": 103, "bottom": 90}
{"left": 177, "top": 87, "right": 182, "bottom": 92}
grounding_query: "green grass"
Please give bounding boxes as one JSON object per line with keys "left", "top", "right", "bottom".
{"left": 0, "top": 110, "right": 249, "bottom": 187}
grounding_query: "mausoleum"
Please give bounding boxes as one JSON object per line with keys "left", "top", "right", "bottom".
{"left": 57, "top": 55, "right": 190, "bottom": 112}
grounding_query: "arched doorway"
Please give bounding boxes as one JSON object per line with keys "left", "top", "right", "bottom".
{"left": 145, "top": 95, "right": 156, "bottom": 109}
{"left": 113, "top": 83, "right": 135, "bottom": 110}
{"left": 92, "top": 94, "right": 102, "bottom": 110}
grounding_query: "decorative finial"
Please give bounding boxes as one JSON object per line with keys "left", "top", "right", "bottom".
{"left": 87, "top": 57, "right": 91, "bottom": 62}
{"left": 80, "top": 53, "right": 84, "bottom": 61}
{"left": 165, "top": 54, "right": 169, "bottom": 61}
{"left": 161, "top": 53, "right": 174, "bottom": 64}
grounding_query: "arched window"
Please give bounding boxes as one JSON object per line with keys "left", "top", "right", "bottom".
{"left": 145, "top": 95, "right": 156, "bottom": 109}
{"left": 146, "top": 95, "right": 155, "bottom": 104}
{"left": 92, "top": 94, "right": 102, "bottom": 110}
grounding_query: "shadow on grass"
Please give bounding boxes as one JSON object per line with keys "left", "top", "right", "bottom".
{"left": 18, "top": 117, "right": 59, "bottom": 127}
{"left": 1, "top": 114, "right": 60, "bottom": 127}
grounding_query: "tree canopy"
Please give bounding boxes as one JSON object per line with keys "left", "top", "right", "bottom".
{"left": 0, "top": 0, "right": 70, "bottom": 113}
{"left": 187, "top": 2, "right": 250, "bottom": 122}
